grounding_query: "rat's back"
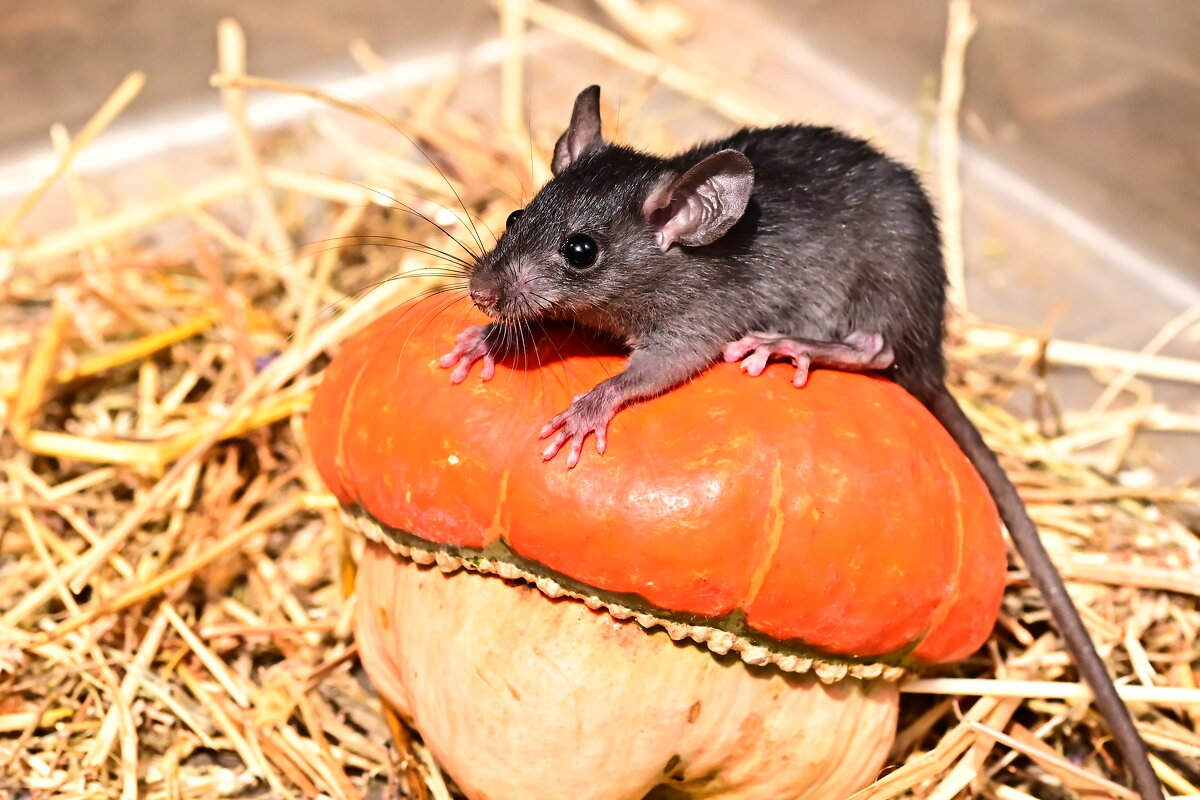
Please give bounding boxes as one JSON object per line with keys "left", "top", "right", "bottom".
{"left": 674, "top": 124, "right": 950, "bottom": 394}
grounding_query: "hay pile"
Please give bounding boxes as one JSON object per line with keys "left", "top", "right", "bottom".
{"left": 1, "top": 3, "right": 1197, "bottom": 799}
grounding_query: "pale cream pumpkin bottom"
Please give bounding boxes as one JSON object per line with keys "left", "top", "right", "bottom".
{"left": 356, "top": 541, "right": 900, "bottom": 800}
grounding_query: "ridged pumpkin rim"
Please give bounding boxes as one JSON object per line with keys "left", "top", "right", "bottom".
{"left": 347, "top": 509, "right": 910, "bottom": 683}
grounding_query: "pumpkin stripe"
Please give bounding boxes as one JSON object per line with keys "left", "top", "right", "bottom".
{"left": 742, "top": 460, "right": 785, "bottom": 608}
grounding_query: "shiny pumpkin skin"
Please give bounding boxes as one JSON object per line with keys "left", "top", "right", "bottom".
{"left": 355, "top": 540, "right": 901, "bottom": 800}
{"left": 309, "top": 296, "right": 1005, "bottom": 664}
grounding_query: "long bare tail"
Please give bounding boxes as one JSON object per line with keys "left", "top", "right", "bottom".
{"left": 924, "top": 387, "right": 1162, "bottom": 800}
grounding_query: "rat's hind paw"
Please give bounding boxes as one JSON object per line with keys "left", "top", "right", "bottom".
{"left": 842, "top": 331, "right": 894, "bottom": 367}
{"left": 539, "top": 392, "right": 615, "bottom": 469}
{"left": 438, "top": 324, "right": 498, "bottom": 383}
{"left": 723, "top": 330, "right": 894, "bottom": 387}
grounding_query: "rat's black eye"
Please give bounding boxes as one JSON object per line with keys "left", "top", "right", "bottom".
{"left": 505, "top": 209, "right": 523, "bottom": 229}
{"left": 560, "top": 233, "right": 598, "bottom": 268}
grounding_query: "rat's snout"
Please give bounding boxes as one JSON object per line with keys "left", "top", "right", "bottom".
{"left": 468, "top": 256, "right": 544, "bottom": 320}
{"left": 469, "top": 285, "right": 500, "bottom": 315}
{"left": 465, "top": 281, "right": 504, "bottom": 319}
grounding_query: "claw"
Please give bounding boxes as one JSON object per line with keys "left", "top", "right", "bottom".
{"left": 722, "top": 336, "right": 758, "bottom": 363}
{"left": 739, "top": 345, "right": 771, "bottom": 376}
{"left": 447, "top": 348, "right": 494, "bottom": 383}
{"left": 539, "top": 408, "right": 567, "bottom": 440}
{"left": 791, "top": 356, "right": 812, "bottom": 387}
{"left": 439, "top": 324, "right": 500, "bottom": 383}
{"left": 723, "top": 329, "right": 892, "bottom": 385}
{"left": 539, "top": 391, "right": 615, "bottom": 468}
{"left": 542, "top": 429, "right": 569, "bottom": 461}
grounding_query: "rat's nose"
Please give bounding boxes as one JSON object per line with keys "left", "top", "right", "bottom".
{"left": 470, "top": 286, "right": 499, "bottom": 310}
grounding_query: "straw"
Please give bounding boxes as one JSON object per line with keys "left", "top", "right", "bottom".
{"left": 938, "top": 0, "right": 977, "bottom": 314}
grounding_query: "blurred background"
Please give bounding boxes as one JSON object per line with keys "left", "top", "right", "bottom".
{"left": 2, "top": 0, "right": 1197, "bottom": 471}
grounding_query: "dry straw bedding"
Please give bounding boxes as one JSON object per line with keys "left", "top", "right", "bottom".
{"left": 1, "top": 4, "right": 1199, "bottom": 799}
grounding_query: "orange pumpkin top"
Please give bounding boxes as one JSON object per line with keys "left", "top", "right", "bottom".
{"left": 309, "top": 296, "right": 1005, "bottom": 666}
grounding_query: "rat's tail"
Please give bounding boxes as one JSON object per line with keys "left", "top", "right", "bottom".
{"left": 923, "top": 387, "right": 1162, "bottom": 800}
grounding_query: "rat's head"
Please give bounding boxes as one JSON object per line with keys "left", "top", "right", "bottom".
{"left": 468, "top": 86, "right": 755, "bottom": 331}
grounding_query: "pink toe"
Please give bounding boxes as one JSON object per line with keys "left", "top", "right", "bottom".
{"left": 743, "top": 348, "right": 769, "bottom": 376}
{"left": 546, "top": 430, "right": 569, "bottom": 460}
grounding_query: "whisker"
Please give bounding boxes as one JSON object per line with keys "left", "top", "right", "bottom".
{"left": 216, "top": 80, "right": 494, "bottom": 263}
{"left": 388, "top": 289, "right": 472, "bottom": 384}
{"left": 294, "top": 271, "right": 465, "bottom": 338}
{"left": 310, "top": 233, "right": 476, "bottom": 270}
{"left": 376, "top": 136, "right": 488, "bottom": 257}
{"left": 289, "top": 86, "right": 492, "bottom": 259}
{"left": 358, "top": 187, "right": 482, "bottom": 262}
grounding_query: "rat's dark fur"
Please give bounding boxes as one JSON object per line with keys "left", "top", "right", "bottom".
{"left": 445, "top": 87, "right": 1162, "bottom": 800}
{"left": 476, "top": 126, "right": 946, "bottom": 395}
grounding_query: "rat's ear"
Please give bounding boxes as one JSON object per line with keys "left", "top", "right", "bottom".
{"left": 552, "top": 85, "right": 604, "bottom": 175}
{"left": 642, "top": 149, "right": 754, "bottom": 250}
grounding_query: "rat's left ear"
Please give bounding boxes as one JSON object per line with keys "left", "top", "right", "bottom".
{"left": 643, "top": 149, "right": 754, "bottom": 250}
{"left": 552, "top": 86, "right": 604, "bottom": 175}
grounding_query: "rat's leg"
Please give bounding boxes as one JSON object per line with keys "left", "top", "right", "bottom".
{"left": 723, "top": 330, "right": 894, "bottom": 387}
{"left": 540, "top": 343, "right": 714, "bottom": 468}
{"left": 438, "top": 322, "right": 512, "bottom": 384}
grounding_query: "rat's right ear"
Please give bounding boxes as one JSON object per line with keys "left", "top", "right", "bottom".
{"left": 643, "top": 149, "right": 755, "bottom": 250}
{"left": 552, "top": 85, "right": 604, "bottom": 175}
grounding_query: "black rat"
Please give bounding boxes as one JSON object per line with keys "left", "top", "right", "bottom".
{"left": 438, "top": 86, "right": 1161, "bottom": 799}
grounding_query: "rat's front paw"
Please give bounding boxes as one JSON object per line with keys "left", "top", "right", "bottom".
{"left": 438, "top": 324, "right": 499, "bottom": 384}
{"left": 539, "top": 391, "right": 616, "bottom": 469}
